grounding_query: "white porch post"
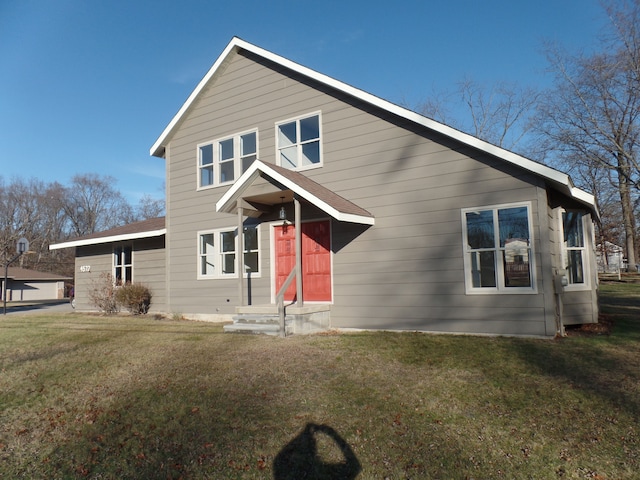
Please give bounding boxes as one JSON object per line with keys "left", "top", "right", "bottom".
{"left": 237, "top": 205, "right": 244, "bottom": 306}
{"left": 294, "top": 196, "right": 303, "bottom": 307}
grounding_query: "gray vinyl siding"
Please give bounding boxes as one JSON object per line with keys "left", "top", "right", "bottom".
{"left": 162, "top": 49, "right": 593, "bottom": 335}
{"left": 75, "top": 244, "right": 112, "bottom": 312}
{"left": 130, "top": 237, "right": 166, "bottom": 314}
{"left": 560, "top": 212, "right": 599, "bottom": 325}
{"left": 74, "top": 237, "right": 166, "bottom": 314}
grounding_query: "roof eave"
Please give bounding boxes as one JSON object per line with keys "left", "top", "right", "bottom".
{"left": 216, "top": 161, "right": 375, "bottom": 226}
{"left": 151, "top": 36, "right": 597, "bottom": 214}
{"left": 150, "top": 38, "right": 243, "bottom": 158}
{"left": 49, "top": 228, "right": 166, "bottom": 250}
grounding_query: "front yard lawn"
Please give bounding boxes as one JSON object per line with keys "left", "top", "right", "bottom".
{"left": 0, "top": 281, "right": 638, "bottom": 479}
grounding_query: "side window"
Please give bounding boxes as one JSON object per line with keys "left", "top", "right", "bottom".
{"left": 462, "top": 203, "right": 536, "bottom": 294}
{"left": 198, "top": 226, "right": 260, "bottom": 278}
{"left": 276, "top": 113, "right": 321, "bottom": 170}
{"left": 114, "top": 245, "right": 133, "bottom": 285}
{"left": 240, "top": 132, "right": 257, "bottom": 173}
{"left": 562, "top": 211, "right": 587, "bottom": 285}
{"left": 198, "top": 130, "right": 258, "bottom": 188}
{"left": 199, "top": 233, "right": 215, "bottom": 276}
{"left": 199, "top": 144, "right": 214, "bottom": 187}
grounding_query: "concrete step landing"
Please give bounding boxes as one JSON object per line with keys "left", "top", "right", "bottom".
{"left": 223, "top": 304, "right": 331, "bottom": 336}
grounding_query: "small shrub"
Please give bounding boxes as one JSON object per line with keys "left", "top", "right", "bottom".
{"left": 88, "top": 273, "right": 119, "bottom": 315}
{"left": 115, "top": 283, "right": 152, "bottom": 315}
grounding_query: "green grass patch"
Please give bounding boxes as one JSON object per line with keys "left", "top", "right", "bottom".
{"left": 1, "top": 283, "right": 639, "bottom": 479}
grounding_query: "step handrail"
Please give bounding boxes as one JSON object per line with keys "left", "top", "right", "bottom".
{"left": 276, "top": 268, "right": 297, "bottom": 337}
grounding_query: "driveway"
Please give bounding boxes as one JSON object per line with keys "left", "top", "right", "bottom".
{"left": 2, "top": 300, "right": 75, "bottom": 316}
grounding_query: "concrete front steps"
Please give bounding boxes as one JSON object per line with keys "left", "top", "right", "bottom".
{"left": 223, "top": 304, "right": 331, "bottom": 336}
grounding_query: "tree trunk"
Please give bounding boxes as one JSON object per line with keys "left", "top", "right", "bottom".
{"left": 618, "top": 165, "right": 638, "bottom": 272}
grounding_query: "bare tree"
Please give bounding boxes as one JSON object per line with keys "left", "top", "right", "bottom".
{"left": 136, "top": 194, "right": 165, "bottom": 220}
{"left": 536, "top": 0, "right": 640, "bottom": 271}
{"left": 63, "top": 173, "right": 132, "bottom": 236}
{"left": 0, "top": 173, "right": 164, "bottom": 278}
{"left": 419, "top": 78, "right": 539, "bottom": 153}
{"left": 0, "top": 178, "right": 43, "bottom": 267}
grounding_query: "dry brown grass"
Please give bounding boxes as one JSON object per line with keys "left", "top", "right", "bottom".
{"left": 0, "top": 282, "right": 638, "bottom": 479}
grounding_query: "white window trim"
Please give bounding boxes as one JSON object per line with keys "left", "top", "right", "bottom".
{"left": 113, "top": 244, "right": 133, "bottom": 285}
{"left": 197, "top": 128, "right": 258, "bottom": 190}
{"left": 461, "top": 202, "right": 537, "bottom": 295}
{"left": 197, "top": 226, "right": 261, "bottom": 279}
{"left": 275, "top": 111, "right": 323, "bottom": 172}
{"left": 558, "top": 209, "right": 591, "bottom": 291}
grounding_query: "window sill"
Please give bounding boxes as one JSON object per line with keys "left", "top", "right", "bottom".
{"left": 197, "top": 183, "right": 235, "bottom": 191}
{"left": 198, "top": 274, "right": 262, "bottom": 280}
{"left": 278, "top": 163, "right": 323, "bottom": 173}
{"left": 563, "top": 284, "right": 591, "bottom": 292}
{"left": 465, "top": 288, "right": 538, "bottom": 295}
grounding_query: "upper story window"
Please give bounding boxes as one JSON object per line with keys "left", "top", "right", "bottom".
{"left": 198, "top": 130, "right": 257, "bottom": 188}
{"left": 276, "top": 112, "right": 322, "bottom": 171}
{"left": 198, "top": 225, "right": 260, "bottom": 278}
{"left": 462, "top": 203, "right": 536, "bottom": 294}
{"left": 561, "top": 211, "right": 588, "bottom": 287}
{"left": 114, "top": 245, "right": 132, "bottom": 285}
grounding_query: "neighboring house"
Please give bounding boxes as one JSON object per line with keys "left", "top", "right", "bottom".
{"left": 596, "top": 241, "right": 625, "bottom": 273}
{"left": 51, "top": 37, "right": 599, "bottom": 337}
{"left": 2, "top": 267, "right": 71, "bottom": 301}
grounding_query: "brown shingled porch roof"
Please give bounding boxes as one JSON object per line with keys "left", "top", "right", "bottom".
{"left": 216, "top": 161, "right": 374, "bottom": 225}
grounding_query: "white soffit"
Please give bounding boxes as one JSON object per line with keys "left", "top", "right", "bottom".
{"left": 49, "top": 229, "right": 166, "bottom": 250}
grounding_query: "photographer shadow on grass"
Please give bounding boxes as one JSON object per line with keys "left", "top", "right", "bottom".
{"left": 273, "top": 423, "right": 361, "bottom": 479}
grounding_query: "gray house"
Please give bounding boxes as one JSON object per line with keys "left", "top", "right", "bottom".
{"left": 51, "top": 37, "right": 599, "bottom": 337}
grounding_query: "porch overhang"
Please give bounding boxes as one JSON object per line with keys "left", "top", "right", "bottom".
{"left": 216, "top": 160, "right": 375, "bottom": 225}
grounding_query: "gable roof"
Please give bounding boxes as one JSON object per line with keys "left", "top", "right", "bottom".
{"left": 6, "top": 267, "right": 71, "bottom": 281}
{"left": 150, "top": 36, "right": 596, "bottom": 214}
{"left": 49, "top": 217, "right": 166, "bottom": 250}
{"left": 216, "top": 160, "right": 375, "bottom": 225}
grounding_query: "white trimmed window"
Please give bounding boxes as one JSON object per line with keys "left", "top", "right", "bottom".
{"left": 198, "top": 130, "right": 257, "bottom": 188}
{"left": 198, "top": 225, "right": 260, "bottom": 278}
{"left": 462, "top": 203, "right": 536, "bottom": 294}
{"left": 114, "top": 245, "right": 133, "bottom": 285}
{"left": 561, "top": 211, "right": 588, "bottom": 287}
{"left": 276, "top": 112, "right": 322, "bottom": 170}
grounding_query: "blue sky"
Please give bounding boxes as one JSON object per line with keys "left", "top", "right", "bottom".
{"left": 0, "top": 0, "right": 607, "bottom": 205}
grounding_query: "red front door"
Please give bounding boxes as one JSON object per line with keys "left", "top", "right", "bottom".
{"left": 274, "top": 220, "right": 332, "bottom": 302}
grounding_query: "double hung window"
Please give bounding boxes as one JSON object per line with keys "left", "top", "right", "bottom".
{"left": 462, "top": 203, "right": 535, "bottom": 293}
{"left": 114, "top": 245, "right": 133, "bottom": 285}
{"left": 276, "top": 113, "right": 321, "bottom": 170}
{"left": 198, "top": 226, "right": 260, "bottom": 278}
{"left": 561, "top": 211, "right": 587, "bottom": 286}
{"left": 198, "top": 130, "right": 257, "bottom": 188}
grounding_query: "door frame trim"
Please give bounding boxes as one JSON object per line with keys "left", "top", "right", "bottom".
{"left": 269, "top": 218, "right": 333, "bottom": 304}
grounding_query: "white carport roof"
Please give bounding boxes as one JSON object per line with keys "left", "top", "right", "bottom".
{"left": 49, "top": 217, "right": 166, "bottom": 250}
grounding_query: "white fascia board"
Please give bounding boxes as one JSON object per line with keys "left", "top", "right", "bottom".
{"left": 152, "top": 36, "right": 595, "bottom": 212}
{"left": 216, "top": 161, "right": 375, "bottom": 225}
{"left": 216, "top": 160, "right": 265, "bottom": 213}
{"left": 237, "top": 39, "right": 596, "bottom": 212}
{"left": 149, "top": 39, "right": 240, "bottom": 158}
{"left": 49, "top": 229, "right": 166, "bottom": 250}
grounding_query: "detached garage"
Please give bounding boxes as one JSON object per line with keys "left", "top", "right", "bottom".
{"left": 2, "top": 267, "right": 71, "bottom": 301}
